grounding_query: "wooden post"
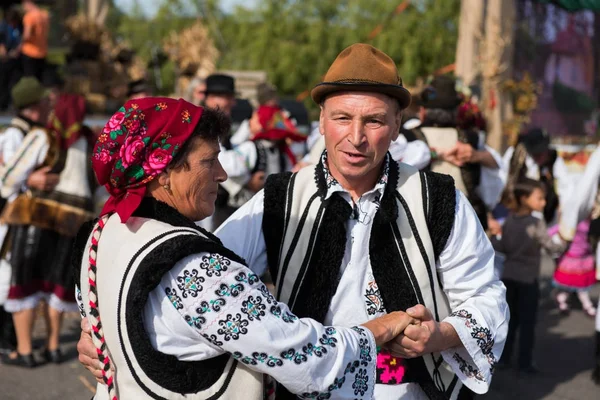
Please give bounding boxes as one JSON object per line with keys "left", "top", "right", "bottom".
{"left": 482, "top": 0, "right": 516, "bottom": 152}
{"left": 454, "top": 0, "right": 485, "bottom": 88}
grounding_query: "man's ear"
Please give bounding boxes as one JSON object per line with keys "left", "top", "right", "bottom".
{"left": 392, "top": 111, "right": 402, "bottom": 141}
{"left": 319, "top": 104, "right": 325, "bottom": 136}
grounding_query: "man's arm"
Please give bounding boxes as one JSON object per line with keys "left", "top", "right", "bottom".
{"left": 435, "top": 190, "right": 508, "bottom": 393}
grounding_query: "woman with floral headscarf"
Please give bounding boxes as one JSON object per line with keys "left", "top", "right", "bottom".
{"left": 73, "top": 97, "right": 416, "bottom": 400}
{"left": 0, "top": 93, "right": 94, "bottom": 368}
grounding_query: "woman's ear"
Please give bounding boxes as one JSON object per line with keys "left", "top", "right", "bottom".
{"left": 156, "top": 171, "right": 170, "bottom": 187}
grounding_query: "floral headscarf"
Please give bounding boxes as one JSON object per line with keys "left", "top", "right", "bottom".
{"left": 92, "top": 97, "right": 203, "bottom": 222}
{"left": 47, "top": 93, "right": 87, "bottom": 149}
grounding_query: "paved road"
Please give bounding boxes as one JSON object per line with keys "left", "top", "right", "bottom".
{"left": 1, "top": 255, "right": 598, "bottom": 399}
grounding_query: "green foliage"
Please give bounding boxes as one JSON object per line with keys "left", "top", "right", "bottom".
{"left": 109, "top": 0, "right": 460, "bottom": 104}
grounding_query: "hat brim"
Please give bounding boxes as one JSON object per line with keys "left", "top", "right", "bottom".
{"left": 311, "top": 82, "right": 412, "bottom": 109}
{"left": 203, "top": 89, "right": 239, "bottom": 96}
{"left": 422, "top": 96, "right": 462, "bottom": 110}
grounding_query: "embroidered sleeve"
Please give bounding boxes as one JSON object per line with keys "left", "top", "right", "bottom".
{"left": 437, "top": 191, "right": 509, "bottom": 394}
{"left": 161, "top": 251, "right": 377, "bottom": 399}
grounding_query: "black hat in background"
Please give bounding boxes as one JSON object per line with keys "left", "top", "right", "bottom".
{"left": 127, "top": 79, "right": 150, "bottom": 97}
{"left": 204, "top": 74, "right": 236, "bottom": 96}
{"left": 420, "top": 75, "right": 462, "bottom": 110}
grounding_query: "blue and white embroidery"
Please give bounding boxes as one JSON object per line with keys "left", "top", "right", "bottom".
{"left": 217, "top": 313, "right": 249, "bottom": 341}
{"left": 199, "top": 253, "right": 231, "bottom": 277}
{"left": 241, "top": 295, "right": 266, "bottom": 321}
{"left": 185, "top": 314, "right": 206, "bottom": 329}
{"left": 215, "top": 282, "right": 244, "bottom": 298}
{"left": 235, "top": 271, "right": 260, "bottom": 285}
{"left": 176, "top": 269, "right": 205, "bottom": 298}
{"left": 270, "top": 305, "right": 298, "bottom": 323}
{"left": 352, "top": 368, "right": 369, "bottom": 396}
{"left": 165, "top": 287, "right": 183, "bottom": 310}
{"left": 233, "top": 351, "right": 284, "bottom": 368}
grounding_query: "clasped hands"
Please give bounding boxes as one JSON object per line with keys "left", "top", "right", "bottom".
{"left": 433, "top": 142, "right": 474, "bottom": 167}
{"left": 362, "top": 305, "right": 460, "bottom": 359}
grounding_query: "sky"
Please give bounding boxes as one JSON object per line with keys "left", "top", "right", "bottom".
{"left": 114, "top": 0, "right": 256, "bottom": 17}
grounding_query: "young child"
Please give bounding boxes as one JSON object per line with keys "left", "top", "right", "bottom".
{"left": 492, "top": 178, "right": 567, "bottom": 374}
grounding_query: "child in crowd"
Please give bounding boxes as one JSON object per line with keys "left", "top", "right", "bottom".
{"left": 492, "top": 178, "right": 567, "bottom": 374}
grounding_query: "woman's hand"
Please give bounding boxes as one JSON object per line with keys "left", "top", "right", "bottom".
{"left": 361, "top": 311, "right": 420, "bottom": 347}
{"left": 77, "top": 318, "right": 110, "bottom": 384}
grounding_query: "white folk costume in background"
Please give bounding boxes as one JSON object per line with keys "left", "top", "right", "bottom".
{"left": 223, "top": 105, "right": 306, "bottom": 209}
{"left": 75, "top": 98, "right": 379, "bottom": 400}
{"left": 0, "top": 94, "right": 94, "bottom": 313}
{"left": 216, "top": 153, "right": 509, "bottom": 399}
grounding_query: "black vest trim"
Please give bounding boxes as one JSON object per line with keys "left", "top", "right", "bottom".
{"left": 263, "top": 172, "right": 294, "bottom": 284}
{"left": 421, "top": 171, "right": 456, "bottom": 261}
{"left": 120, "top": 232, "right": 239, "bottom": 397}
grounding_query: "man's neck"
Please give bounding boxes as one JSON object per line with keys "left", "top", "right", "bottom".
{"left": 328, "top": 161, "right": 381, "bottom": 202}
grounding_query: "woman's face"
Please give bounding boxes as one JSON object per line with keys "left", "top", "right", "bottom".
{"left": 167, "top": 138, "right": 227, "bottom": 221}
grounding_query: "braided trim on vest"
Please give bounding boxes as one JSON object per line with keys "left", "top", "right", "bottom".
{"left": 87, "top": 214, "right": 118, "bottom": 400}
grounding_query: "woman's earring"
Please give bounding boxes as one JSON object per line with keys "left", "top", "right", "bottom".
{"left": 163, "top": 184, "right": 170, "bottom": 192}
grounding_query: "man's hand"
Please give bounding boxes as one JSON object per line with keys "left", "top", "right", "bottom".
{"left": 487, "top": 215, "right": 502, "bottom": 236}
{"left": 455, "top": 142, "right": 475, "bottom": 164}
{"left": 385, "top": 305, "right": 461, "bottom": 358}
{"left": 361, "top": 311, "right": 419, "bottom": 347}
{"left": 436, "top": 146, "right": 464, "bottom": 167}
{"left": 245, "top": 171, "right": 265, "bottom": 193}
{"left": 78, "top": 318, "right": 107, "bottom": 384}
{"left": 26, "top": 166, "right": 60, "bottom": 191}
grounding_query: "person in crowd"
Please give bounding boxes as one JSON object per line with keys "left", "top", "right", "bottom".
{"left": 226, "top": 83, "right": 307, "bottom": 209}
{"left": 0, "top": 92, "right": 94, "bottom": 368}
{"left": 492, "top": 178, "right": 566, "bottom": 374}
{"left": 19, "top": 0, "right": 49, "bottom": 81}
{"left": 0, "top": 78, "right": 60, "bottom": 361}
{"left": 549, "top": 220, "right": 597, "bottom": 317}
{"left": 73, "top": 97, "right": 417, "bottom": 399}
{"left": 0, "top": 7, "right": 23, "bottom": 111}
{"left": 559, "top": 145, "right": 600, "bottom": 385}
{"left": 502, "top": 128, "right": 559, "bottom": 224}
{"left": 416, "top": 76, "right": 503, "bottom": 231}
{"left": 185, "top": 76, "right": 206, "bottom": 106}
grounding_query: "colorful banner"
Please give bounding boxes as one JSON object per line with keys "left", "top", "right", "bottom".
{"left": 514, "top": 2, "right": 599, "bottom": 138}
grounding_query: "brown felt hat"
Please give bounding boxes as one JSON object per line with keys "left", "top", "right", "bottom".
{"left": 311, "top": 43, "right": 411, "bottom": 109}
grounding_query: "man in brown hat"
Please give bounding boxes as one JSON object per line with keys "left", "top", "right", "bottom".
{"left": 78, "top": 44, "right": 507, "bottom": 399}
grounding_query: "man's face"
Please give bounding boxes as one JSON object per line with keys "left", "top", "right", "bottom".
{"left": 319, "top": 91, "right": 401, "bottom": 186}
{"left": 205, "top": 93, "right": 236, "bottom": 117}
{"left": 192, "top": 82, "right": 206, "bottom": 106}
{"left": 531, "top": 150, "right": 549, "bottom": 166}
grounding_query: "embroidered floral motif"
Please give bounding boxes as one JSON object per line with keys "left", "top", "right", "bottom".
{"left": 258, "top": 284, "right": 276, "bottom": 303}
{"left": 199, "top": 253, "right": 231, "bottom": 277}
{"left": 155, "top": 102, "right": 167, "bottom": 111}
{"left": 241, "top": 295, "right": 267, "bottom": 321}
{"left": 76, "top": 288, "right": 86, "bottom": 317}
{"left": 378, "top": 154, "right": 390, "bottom": 186}
{"left": 364, "top": 279, "right": 386, "bottom": 316}
{"left": 215, "top": 282, "right": 245, "bottom": 297}
{"left": 232, "top": 351, "right": 284, "bottom": 368}
{"left": 202, "top": 333, "right": 223, "bottom": 347}
{"left": 270, "top": 305, "right": 297, "bottom": 323}
{"left": 281, "top": 328, "right": 339, "bottom": 365}
{"left": 320, "top": 153, "right": 342, "bottom": 191}
{"left": 182, "top": 110, "right": 192, "bottom": 123}
{"left": 185, "top": 314, "right": 206, "bottom": 329}
{"left": 176, "top": 269, "right": 204, "bottom": 298}
{"left": 217, "top": 313, "right": 249, "bottom": 341}
{"left": 453, "top": 353, "right": 485, "bottom": 382}
{"left": 235, "top": 271, "right": 260, "bottom": 285}
{"left": 352, "top": 368, "right": 369, "bottom": 396}
{"left": 359, "top": 338, "right": 372, "bottom": 366}
{"left": 449, "top": 309, "right": 497, "bottom": 372}
{"left": 165, "top": 287, "right": 183, "bottom": 309}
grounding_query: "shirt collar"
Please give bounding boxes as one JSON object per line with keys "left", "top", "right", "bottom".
{"left": 320, "top": 151, "right": 390, "bottom": 201}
